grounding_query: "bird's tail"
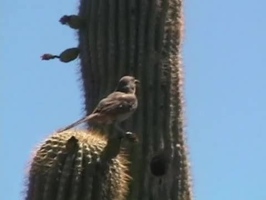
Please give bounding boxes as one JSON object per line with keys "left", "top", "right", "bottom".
{"left": 56, "top": 116, "right": 89, "bottom": 133}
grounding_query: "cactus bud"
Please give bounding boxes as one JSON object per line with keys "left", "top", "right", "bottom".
{"left": 41, "top": 48, "right": 79, "bottom": 63}
{"left": 58, "top": 48, "right": 80, "bottom": 63}
{"left": 59, "top": 15, "right": 84, "bottom": 29}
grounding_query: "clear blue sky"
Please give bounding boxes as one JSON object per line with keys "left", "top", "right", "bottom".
{"left": 2, "top": 0, "right": 266, "bottom": 199}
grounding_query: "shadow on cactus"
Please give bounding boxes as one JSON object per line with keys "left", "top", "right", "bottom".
{"left": 25, "top": 130, "right": 131, "bottom": 200}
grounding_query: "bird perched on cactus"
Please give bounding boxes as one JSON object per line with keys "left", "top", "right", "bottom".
{"left": 57, "top": 76, "right": 140, "bottom": 137}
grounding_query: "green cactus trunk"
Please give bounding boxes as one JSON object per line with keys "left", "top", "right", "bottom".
{"left": 78, "top": 0, "right": 192, "bottom": 199}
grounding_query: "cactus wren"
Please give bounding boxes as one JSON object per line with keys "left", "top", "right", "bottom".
{"left": 57, "top": 76, "right": 139, "bottom": 136}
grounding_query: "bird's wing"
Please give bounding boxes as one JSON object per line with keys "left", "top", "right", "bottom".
{"left": 93, "top": 92, "right": 137, "bottom": 115}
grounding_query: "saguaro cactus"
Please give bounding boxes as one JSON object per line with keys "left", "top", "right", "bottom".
{"left": 27, "top": 0, "right": 192, "bottom": 199}
{"left": 77, "top": 0, "right": 192, "bottom": 199}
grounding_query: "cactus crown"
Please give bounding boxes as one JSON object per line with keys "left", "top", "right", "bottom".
{"left": 25, "top": 130, "right": 130, "bottom": 200}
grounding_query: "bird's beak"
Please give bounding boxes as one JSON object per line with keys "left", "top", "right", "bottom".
{"left": 134, "top": 79, "right": 140, "bottom": 85}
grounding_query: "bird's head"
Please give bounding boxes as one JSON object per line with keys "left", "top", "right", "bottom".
{"left": 116, "top": 76, "right": 140, "bottom": 94}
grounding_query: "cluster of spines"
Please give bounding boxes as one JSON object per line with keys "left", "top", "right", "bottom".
{"left": 25, "top": 130, "right": 130, "bottom": 200}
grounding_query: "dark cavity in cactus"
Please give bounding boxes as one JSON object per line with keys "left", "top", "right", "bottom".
{"left": 150, "top": 150, "right": 170, "bottom": 177}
